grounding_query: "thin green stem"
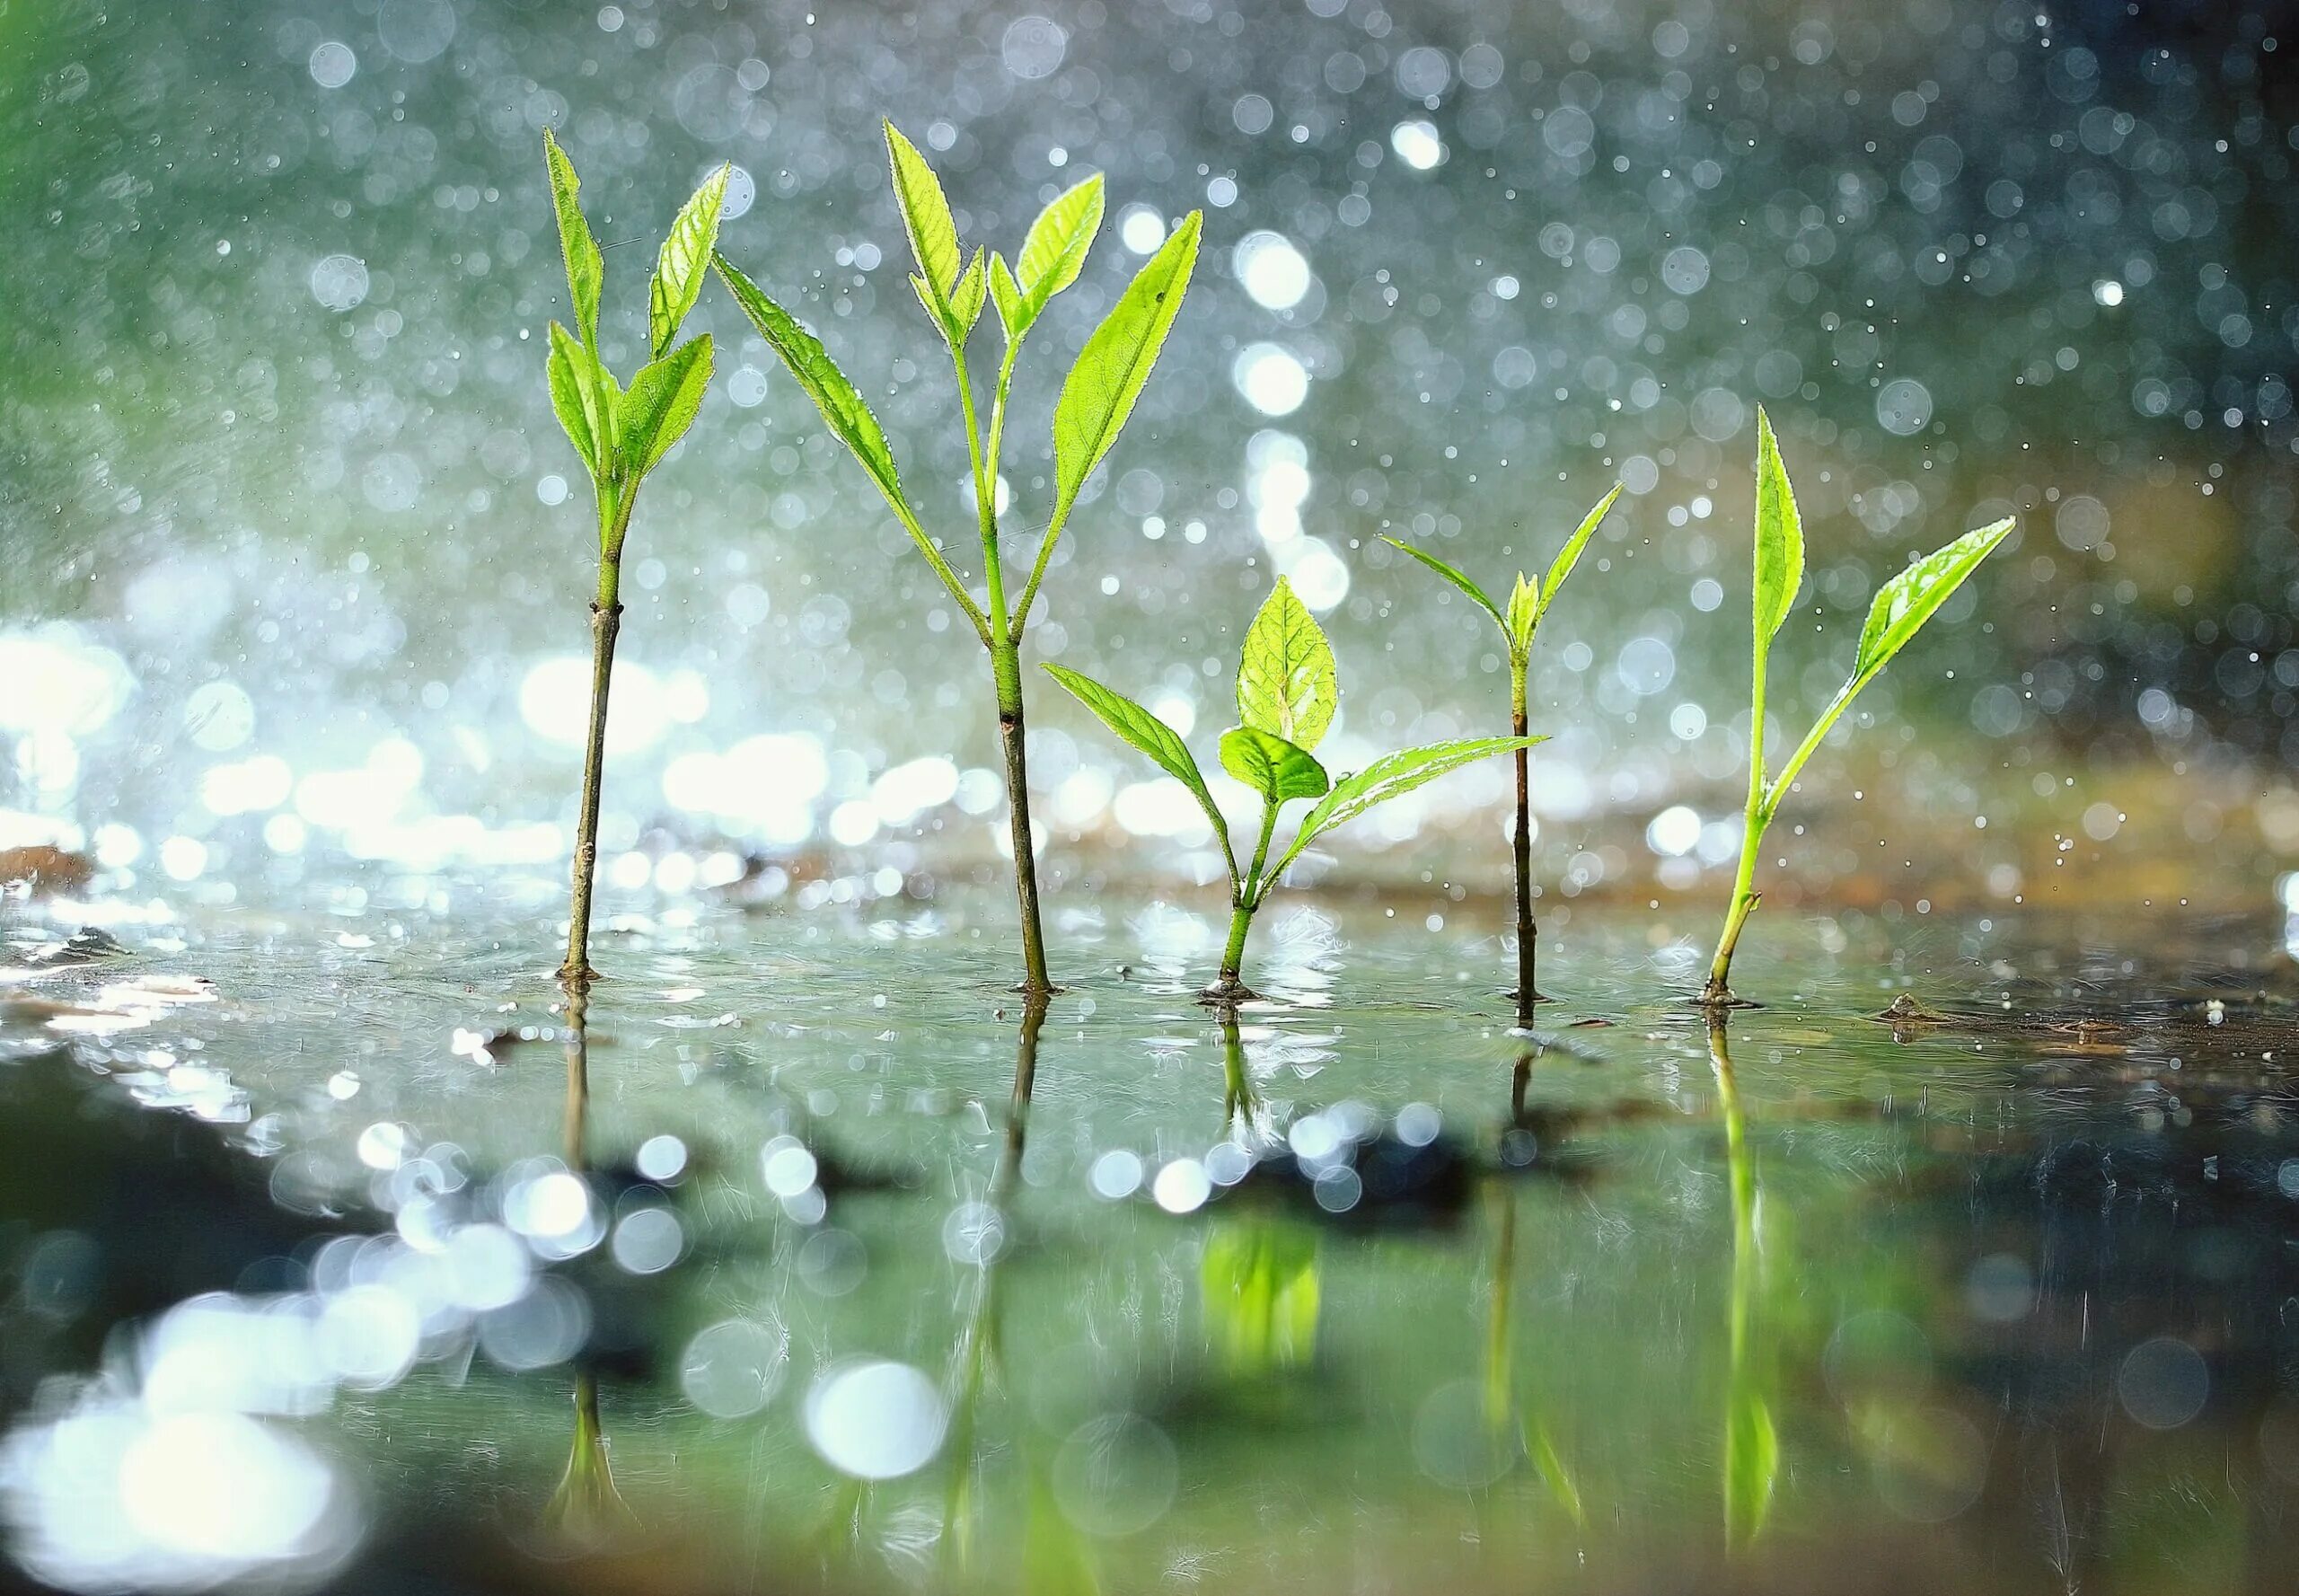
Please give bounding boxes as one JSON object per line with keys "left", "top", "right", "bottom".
{"left": 992, "top": 639, "right": 1053, "bottom": 996}
{"left": 890, "top": 494, "right": 991, "bottom": 645}
{"left": 1009, "top": 497, "right": 1072, "bottom": 645}
{"left": 1702, "top": 616, "right": 1774, "bottom": 1004}
{"left": 950, "top": 344, "right": 1009, "bottom": 636}
{"left": 1208, "top": 798, "right": 1280, "bottom": 999}
{"left": 1763, "top": 682, "right": 1859, "bottom": 816}
{"left": 562, "top": 488, "right": 633, "bottom": 988}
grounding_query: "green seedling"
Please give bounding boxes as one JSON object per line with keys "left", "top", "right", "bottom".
{"left": 1385, "top": 484, "right": 1624, "bottom": 1023}
{"left": 1700, "top": 409, "right": 2015, "bottom": 1006}
{"left": 541, "top": 130, "right": 728, "bottom": 986}
{"left": 1047, "top": 577, "right": 1538, "bottom": 1002}
{"left": 713, "top": 122, "right": 1202, "bottom": 997}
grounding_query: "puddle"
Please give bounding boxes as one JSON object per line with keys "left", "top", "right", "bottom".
{"left": 3, "top": 887, "right": 2298, "bottom": 1592}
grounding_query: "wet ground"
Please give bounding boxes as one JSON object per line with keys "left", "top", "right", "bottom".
{"left": 4, "top": 882, "right": 2299, "bottom": 1595}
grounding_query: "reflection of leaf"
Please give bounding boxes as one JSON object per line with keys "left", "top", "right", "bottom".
{"left": 1725, "top": 1387, "right": 1778, "bottom": 1548}
{"left": 1524, "top": 1419, "right": 1587, "bottom": 1527}
{"left": 542, "top": 1379, "right": 637, "bottom": 1552}
{"left": 1024, "top": 1468, "right": 1101, "bottom": 1595}
{"left": 1202, "top": 1222, "right": 1319, "bottom": 1376}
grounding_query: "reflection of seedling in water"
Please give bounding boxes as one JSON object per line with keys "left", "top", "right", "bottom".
{"left": 1707, "top": 1018, "right": 1775, "bottom": 1549}
{"left": 1049, "top": 578, "right": 1537, "bottom": 1001}
{"left": 1700, "top": 409, "right": 2015, "bottom": 1006}
{"left": 541, "top": 130, "right": 728, "bottom": 985}
{"left": 1385, "top": 484, "right": 1623, "bottom": 1023}
{"left": 713, "top": 122, "right": 1202, "bottom": 997}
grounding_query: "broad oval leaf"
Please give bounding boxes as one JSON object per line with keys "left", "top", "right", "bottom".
{"left": 1276, "top": 736, "right": 1542, "bottom": 876}
{"left": 1752, "top": 406, "right": 1804, "bottom": 644}
{"left": 1051, "top": 210, "right": 1202, "bottom": 521}
{"left": 714, "top": 252, "right": 909, "bottom": 516}
{"left": 1043, "top": 664, "right": 1229, "bottom": 849}
{"left": 1017, "top": 173, "right": 1105, "bottom": 319}
{"left": 1382, "top": 537, "right": 1503, "bottom": 633}
{"left": 1236, "top": 576, "right": 1338, "bottom": 752}
{"left": 648, "top": 163, "right": 730, "bottom": 359}
{"left": 543, "top": 130, "right": 603, "bottom": 350}
{"left": 546, "top": 321, "right": 603, "bottom": 478}
{"left": 617, "top": 334, "right": 713, "bottom": 481}
{"left": 885, "top": 121, "right": 960, "bottom": 301}
{"left": 1218, "top": 726, "right": 1330, "bottom": 804}
{"left": 1850, "top": 516, "right": 2017, "bottom": 687}
{"left": 1537, "top": 482, "right": 1626, "bottom": 623}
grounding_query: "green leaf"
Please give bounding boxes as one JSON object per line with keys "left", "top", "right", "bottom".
{"left": 1504, "top": 572, "right": 1538, "bottom": 654}
{"left": 1235, "top": 576, "right": 1338, "bottom": 752}
{"left": 1218, "top": 727, "right": 1330, "bottom": 803}
{"left": 1752, "top": 406, "right": 1804, "bottom": 644}
{"left": 1043, "top": 665, "right": 1229, "bottom": 850}
{"left": 885, "top": 120, "right": 960, "bottom": 302}
{"left": 947, "top": 246, "right": 988, "bottom": 338}
{"left": 1051, "top": 210, "right": 1202, "bottom": 521}
{"left": 1849, "top": 517, "right": 2018, "bottom": 688}
{"left": 1538, "top": 482, "right": 1625, "bottom": 622}
{"left": 616, "top": 334, "right": 713, "bottom": 481}
{"left": 988, "top": 251, "right": 1025, "bottom": 339}
{"left": 1275, "top": 736, "right": 1540, "bottom": 876}
{"left": 1725, "top": 1388, "right": 1778, "bottom": 1548}
{"left": 713, "top": 252, "right": 910, "bottom": 515}
{"left": 647, "top": 163, "right": 730, "bottom": 359}
{"left": 547, "top": 320, "right": 610, "bottom": 480}
{"left": 543, "top": 129, "right": 603, "bottom": 350}
{"left": 1382, "top": 537, "right": 1503, "bottom": 634}
{"left": 1017, "top": 172, "right": 1105, "bottom": 322}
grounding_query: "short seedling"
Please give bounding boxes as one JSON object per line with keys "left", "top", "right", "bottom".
{"left": 1385, "top": 484, "right": 1624, "bottom": 1023}
{"left": 714, "top": 122, "right": 1202, "bottom": 997}
{"left": 540, "top": 131, "right": 727, "bottom": 986}
{"left": 1048, "top": 577, "right": 1537, "bottom": 1002}
{"left": 1699, "top": 408, "right": 2015, "bottom": 1005}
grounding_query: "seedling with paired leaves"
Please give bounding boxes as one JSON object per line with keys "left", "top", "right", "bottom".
{"left": 713, "top": 122, "right": 1202, "bottom": 997}
{"left": 1385, "top": 483, "right": 1623, "bottom": 1024}
{"left": 1048, "top": 577, "right": 1537, "bottom": 1002}
{"left": 1700, "top": 409, "right": 2015, "bottom": 1005}
{"left": 542, "top": 130, "right": 727, "bottom": 986}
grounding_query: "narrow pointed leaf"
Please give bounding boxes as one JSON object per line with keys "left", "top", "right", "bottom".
{"left": 1276, "top": 736, "right": 1541, "bottom": 875}
{"left": 1849, "top": 517, "right": 2018, "bottom": 688}
{"left": 1752, "top": 407, "right": 1804, "bottom": 643}
{"left": 1017, "top": 172, "right": 1105, "bottom": 318}
{"left": 714, "top": 252, "right": 910, "bottom": 515}
{"left": 1382, "top": 537, "right": 1503, "bottom": 633}
{"left": 1218, "top": 727, "right": 1329, "bottom": 803}
{"left": 617, "top": 334, "right": 713, "bottom": 480}
{"left": 647, "top": 163, "right": 730, "bottom": 358}
{"left": 885, "top": 121, "right": 960, "bottom": 300}
{"left": 547, "top": 321, "right": 610, "bottom": 479}
{"left": 947, "top": 246, "right": 988, "bottom": 338}
{"left": 1043, "top": 665, "right": 1229, "bottom": 848}
{"left": 1504, "top": 572, "right": 1539, "bottom": 653}
{"left": 543, "top": 130, "right": 603, "bottom": 350}
{"left": 1538, "top": 482, "right": 1625, "bottom": 620}
{"left": 1236, "top": 576, "right": 1338, "bottom": 752}
{"left": 544, "top": 322, "right": 602, "bottom": 478}
{"left": 1052, "top": 210, "right": 1202, "bottom": 520}
{"left": 989, "top": 251, "right": 1024, "bottom": 339}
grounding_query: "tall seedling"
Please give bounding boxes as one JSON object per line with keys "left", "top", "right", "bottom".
{"left": 1385, "top": 484, "right": 1623, "bottom": 1024}
{"left": 1700, "top": 408, "right": 2015, "bottom": 1005}
{"left": 714, "top": 123, "right": 1202, "bottom": 996}
{"left": 1048, "top": 578, "right": 1537, "bottom": 1002}
{"left": 542, "top": 131, "right": 727, "bottom": 986}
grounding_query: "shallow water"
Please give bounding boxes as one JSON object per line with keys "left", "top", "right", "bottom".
{"left": 4, "top": 886, "right": 2299, "bottom": 1594}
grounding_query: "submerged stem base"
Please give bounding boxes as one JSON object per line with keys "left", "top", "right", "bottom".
{"left": 1199, "top": 972, "right": 1258, "bottom": 1006}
